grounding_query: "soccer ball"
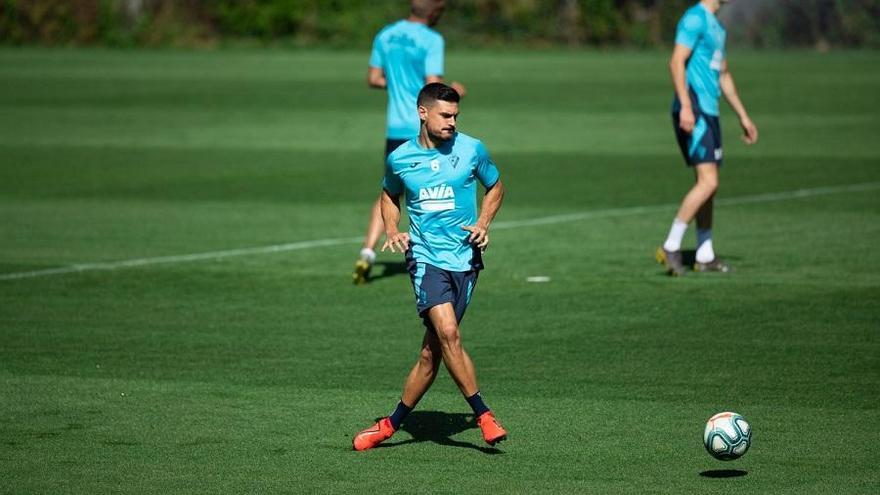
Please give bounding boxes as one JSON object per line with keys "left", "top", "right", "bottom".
{"left": 703, "top": 411, "right": 751, "bottom": 460}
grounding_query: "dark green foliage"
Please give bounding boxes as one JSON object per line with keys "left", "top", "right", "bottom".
{"left": 211, "top": 0, "right": 399, "bottom": 44}
{"left": 1, "top": 0, "right": 879, "bottom": 47}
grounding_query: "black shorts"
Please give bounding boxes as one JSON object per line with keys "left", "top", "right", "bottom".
{"left": 406, "top": 253, "right": 479, "bottom": 326}
{"left": 672, "top": 90, "right": 723, "bottom": 167}
{"left": 385, "top": 138, "right": 408, "bottom": 158}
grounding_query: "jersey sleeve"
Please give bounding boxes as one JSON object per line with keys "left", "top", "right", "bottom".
{"left": 369, "top": 35, "right": 384, "bottom": 69}
{"left": 382, "top": 157, "right": 404, "bottom": 196}
{"left": 424, "top": 34, "right": 444, "bottom": 76}
{"left": 474, "top": 141, "right": 500, "bottom": 188}
{"left": 675, "top": 11, "right": 705, "bottom": 49}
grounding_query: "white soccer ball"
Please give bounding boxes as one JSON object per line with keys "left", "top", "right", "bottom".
{"left": 703, "top": 411, "right": 751, "bottom": 460}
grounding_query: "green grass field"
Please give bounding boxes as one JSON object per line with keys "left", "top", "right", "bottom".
{"left": 1, "top": 48, "right": 878, "bottom": 493}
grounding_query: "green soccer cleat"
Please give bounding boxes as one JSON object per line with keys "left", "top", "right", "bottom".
{"left": 655, "top": 246, "right": 686, "bottom": 277}
{"left": 352, "top": 258, "right": 372, "bottom": 285}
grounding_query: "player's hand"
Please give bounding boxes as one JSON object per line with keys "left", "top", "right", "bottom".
{"left": 450, "top": 81, "right": 467, "bottom": 98}
{"left": 679, "top": 106, "right": 695, "bottom": 134}
{"left": 381, "top": 231, "right": 410, "bottom": 253}
{"left": 740, "top": 116, "right": 758, "bottom": 145}
{"left": 462, "top": 224, "right": 489, "bottom": 252}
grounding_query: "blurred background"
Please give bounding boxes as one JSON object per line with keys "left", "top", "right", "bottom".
{"left": 2, "top": 0, "right": 879, "bottom": 49}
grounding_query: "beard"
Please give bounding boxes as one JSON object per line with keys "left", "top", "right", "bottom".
{"left": 429, "top": 127, "right": 455, "bottom": 142}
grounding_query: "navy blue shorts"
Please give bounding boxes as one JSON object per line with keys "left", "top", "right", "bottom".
{"left": 385, "top": 138, "right": 408, "bottom": 158}
{"left": 673, "top": 90, "right": 723, "bottom": 167}
{"left": 406, "top": 253, "right": 479, "bottom": 326}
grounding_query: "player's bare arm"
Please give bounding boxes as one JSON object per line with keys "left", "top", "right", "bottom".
{"left": 447, "top": 81, "right": 466, "bottom": 98}
{"left": 369, "top": 70, "right": 463, "bottom": 96}
{"left": 720, "top": 60, "right": 758, "bottom": 145}
{"left": 426, "top": 74, "right": 466, "bottom": 98}
{"left": 670, "top": 43, "right": 695, "bottom": 133}
{"left": 462, "top": 179, "right": 504, "bottom": 251}
{"left": 380, "top": 188, "right": 410, "bottom": 253}
{"left": 367, "top": 66, "right": 387, "bottom": 89}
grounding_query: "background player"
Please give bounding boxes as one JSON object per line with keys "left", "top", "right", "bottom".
{"left": 657, "top": 0, "right": 758, "bottom": 276}
{"left": 352, "top": 83, "right": 506, "bottom": 451}
{"left": 353, "top": 0, "right": 467, "bottom": 284}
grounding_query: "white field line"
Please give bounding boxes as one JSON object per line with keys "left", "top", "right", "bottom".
{"left": 2, "top": 182, "right": 878, "bottom": 281}
{"left": 0, "top": 237, "right": 362, "bottom": 281}
{"left": 491, "top": 181, "right": 880, "bottom": 230}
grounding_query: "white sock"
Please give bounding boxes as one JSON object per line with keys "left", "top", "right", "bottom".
{"left": 359, "top": 248, "right": 376, "bottom": 264}
{"left": 663, "top": 219, "right": 688, "bottom": 252}
{"left": 695, "top": 229, "right": 715, "bottom": 263}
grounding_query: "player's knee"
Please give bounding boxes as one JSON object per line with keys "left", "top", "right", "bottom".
{"left": 418, "top": 345, "right": 439, "bottom": 368}
{"left": 698, "top": 175, "right": 718, "bottom": 193}
{"left": 435, "top": 322, "right": 461, "bottom": 347}
{"left": 707, "top": 179, "right": 719, "bottom": 194}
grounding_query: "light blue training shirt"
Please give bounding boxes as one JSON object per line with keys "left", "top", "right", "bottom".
{"left": 672, "top": 3, "right": 727, "bottom": 116}
{"left": 383, "top": 132, "right": 500, "bottom": 272}
{"left": 370, "top": 20, "right": 445, "bottom": 139}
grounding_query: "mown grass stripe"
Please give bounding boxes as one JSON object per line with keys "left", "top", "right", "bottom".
{"left": 2, "top": 182, "right": 878, "bottom": 281}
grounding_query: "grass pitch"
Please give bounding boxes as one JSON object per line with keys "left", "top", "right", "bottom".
{"left": 1, "top": 48, "right": 878, "bottom": 494}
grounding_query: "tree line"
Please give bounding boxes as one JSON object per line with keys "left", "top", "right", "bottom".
{"left": 2, "top": 0, "right": 878, "bottom": 48}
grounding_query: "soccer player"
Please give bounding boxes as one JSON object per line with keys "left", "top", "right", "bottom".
{"left": 656, "top": 0, "right": 758, "bottom": 276}
{"left": 352, "top": 83, "right": 506, "bottom": 451}
{"left": 353, "top": 0, "right": 467, "bottom": 284}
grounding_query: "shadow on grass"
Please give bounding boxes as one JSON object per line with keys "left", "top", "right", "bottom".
{"left": 700, "top": 469, "right": 748, "bottom": 478}
{"left": 379, "top": 411, "right": 503, "bottom": 454}
{"left": 369, "top": 261, "right": 408, "bottom": 282}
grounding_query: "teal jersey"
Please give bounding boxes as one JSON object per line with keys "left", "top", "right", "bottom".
{"left": 370, "top": 20, "right": 445, "bottom": 140}
{"left": 383, "top": 132, "right": 500, "bottom": 272}
{"left": 672, "top": 3, "right": 726, "bottom": 116}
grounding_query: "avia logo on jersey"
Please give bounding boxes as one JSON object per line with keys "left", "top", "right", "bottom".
{"left": 418, "top": 184, "right": 455, "bottom": 211}
{"left": 388, "top": 34, "right": 416, "bottom": 48}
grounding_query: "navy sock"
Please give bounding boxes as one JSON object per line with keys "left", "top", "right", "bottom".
{"left": 388, "top": 400, "right": 413, "bottom": 430}
{"left": 466, "top": 391, "right": 490, "bottom": 416}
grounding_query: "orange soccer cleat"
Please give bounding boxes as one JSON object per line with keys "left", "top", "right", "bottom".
{"left": 477, "top": 411, "right": 507, "bottom": 446}
{"left": 352, "top": 417, "right": 396, "bottom": 451}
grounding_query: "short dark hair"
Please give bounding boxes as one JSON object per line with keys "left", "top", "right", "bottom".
{"left": 417, "top": 82, "right": 460, "bottom": 108}
{"left": 411, "top": 0, "right": 443, "bottom": 19}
